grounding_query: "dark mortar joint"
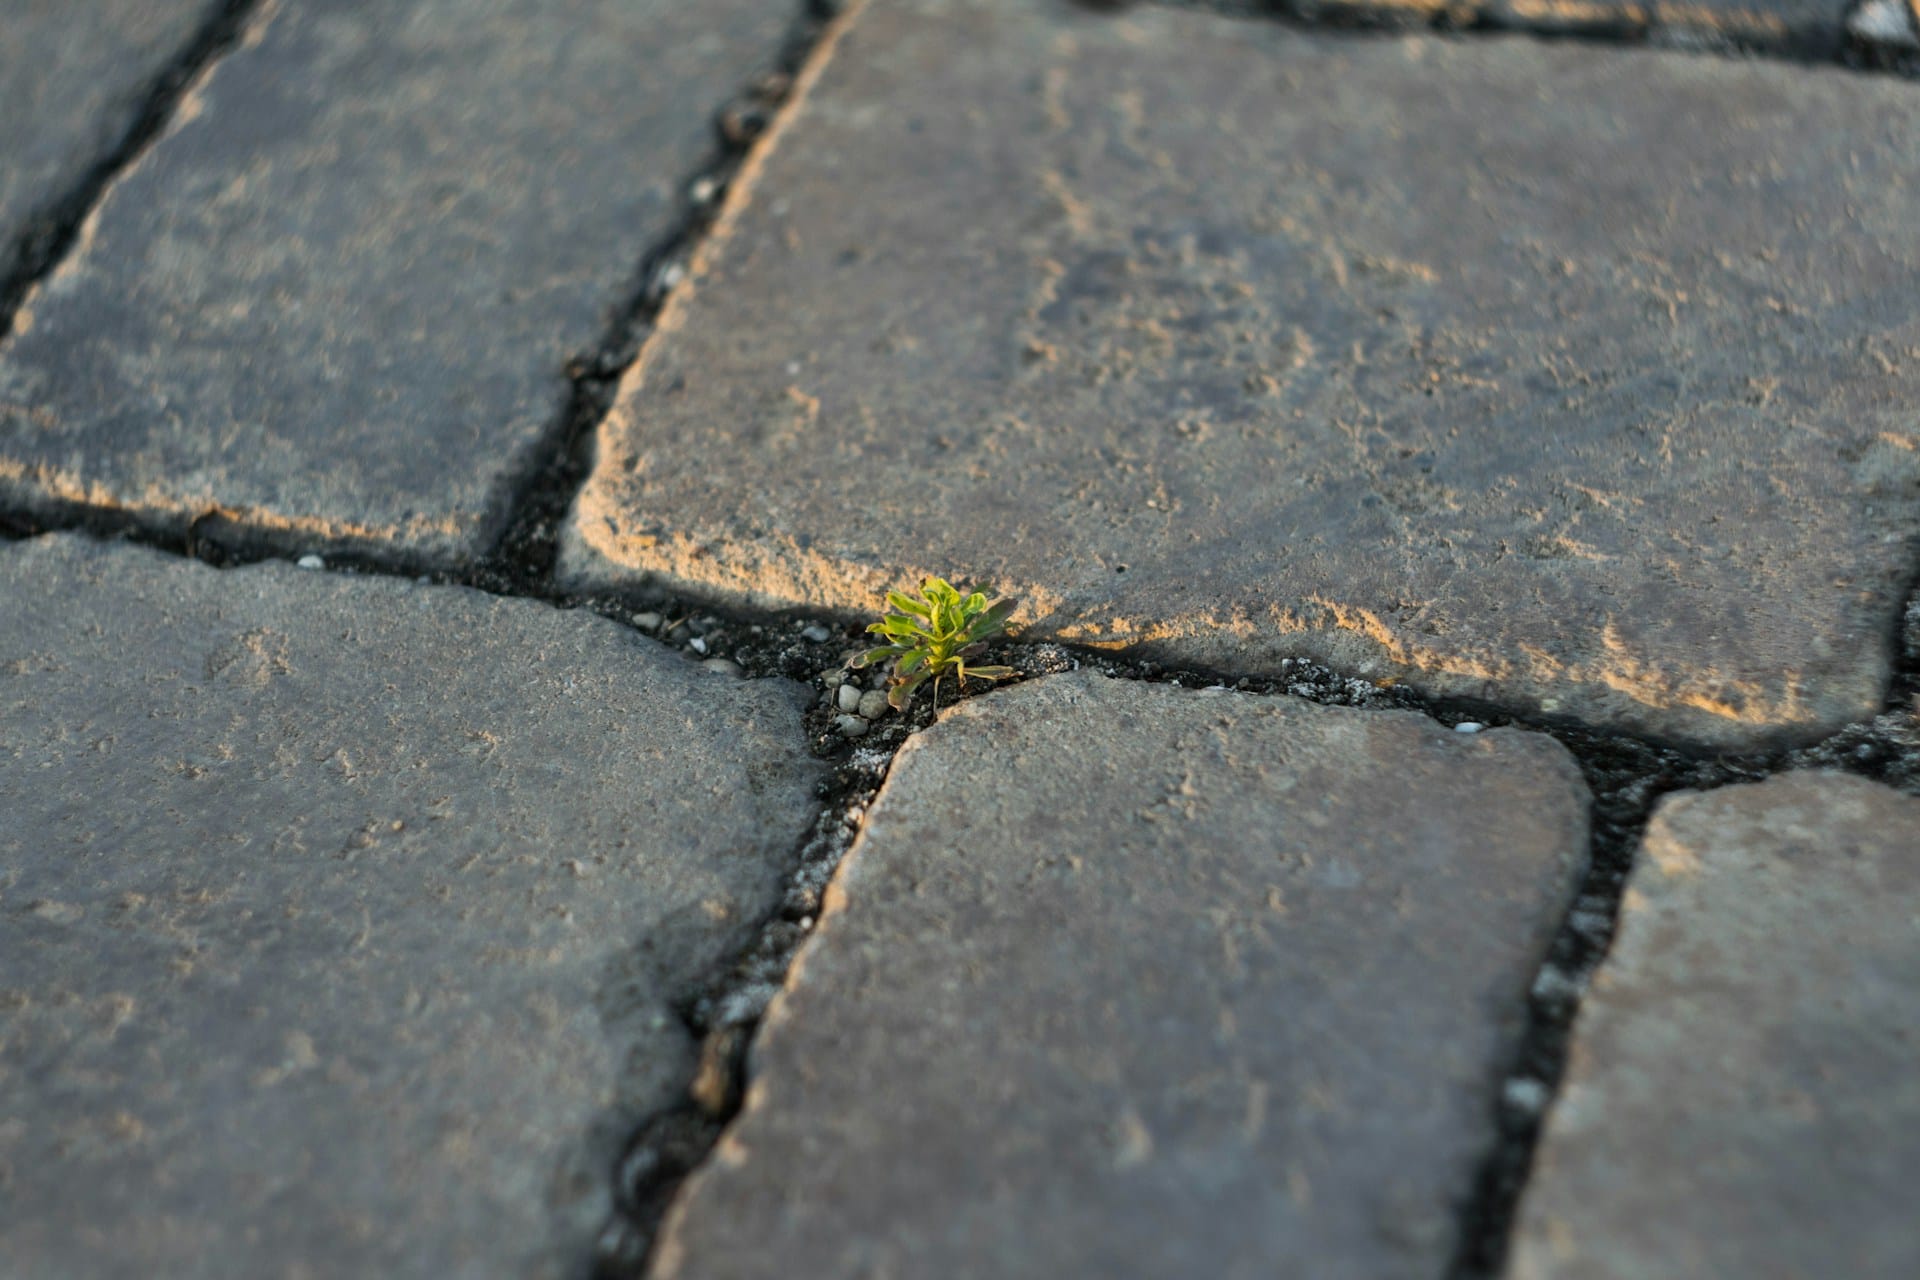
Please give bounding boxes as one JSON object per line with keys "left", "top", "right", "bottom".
{"left": 478, "top": 1, "right": 840, "bottom": 600}
{"left": 1118, "top": 0, "right": 1901, "bottom": 73}
{"left": 0, "top": 0, "right": 265, "bottom": 344}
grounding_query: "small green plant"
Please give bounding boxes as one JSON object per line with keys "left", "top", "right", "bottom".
{"left": 853, "top": 577, "right": 1018, "bottom": 710}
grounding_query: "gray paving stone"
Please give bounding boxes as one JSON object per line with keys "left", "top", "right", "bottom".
{"left": 1509, "top": 772, "right": 1920, "bottom": 1280}
{"left": 0, "top": 0, "right": 793, "bottom": 568}
{"left": 647, "top": 673, "right": 1589, "bottom": 1280}
{"left": 0, "top": 2, "right": 220, "bottom": 269}
{"left": 0, "top": 535, "right": 822, "bottom": 1279}
{"left": 1849, "top": 0, "right": 1920, "bottom": 51}
{"left": 562, "top": 1, "right": 1920, "bottom": 750}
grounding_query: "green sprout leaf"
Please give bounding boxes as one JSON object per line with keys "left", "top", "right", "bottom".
{"left": 859, "top": 577, "right": 1019, "bottom": 710}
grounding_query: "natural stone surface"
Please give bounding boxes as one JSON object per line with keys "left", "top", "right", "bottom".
{"left": 648, "top": 673, "right": 1589, "bottom": 1279}
{"left": 0, "top": 0, "right": 218, "bottom": 264}
{"left": 1849, "top": 0, "right": 1920, "bottom": 51}
{"left": 1510, "top": 773, "right": 1920, "bottom": 1280}
{"left": 564, "top": 1, "right": 1920, "bottom": 749}
{"left": 0, "top": 0, "right": 793, "bottom": 567}
{"left": 0, "top": 535, "right": 822, "bottom": 1279}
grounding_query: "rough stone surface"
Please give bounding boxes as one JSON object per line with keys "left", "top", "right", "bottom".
{"left": 1510, "top": 772, "right": 1920, "bottom": 1280}
{"left": 647, "top": 673, "right": 1589, "bottom": 1279}
{"left": 0, "top": 535, "right": 822, "bottom": 1279}
{"left": 0, "top": 0, "right": 793, "bottom": 567}
{"left": 563, "top": 1, "right": 1920, "bottom": 749}
{"left": 0, "top": 1, "right": 219, "bottom": 266}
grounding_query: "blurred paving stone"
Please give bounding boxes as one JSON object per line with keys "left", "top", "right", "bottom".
{"left": 0, "top": 535, "right": 822, "bottom": 1280}
{"left": 0, "top": 0, "right": 793, "bottom": 567}
{"left": 1510, "top": 772, "right": 1920, "bottom": 1280}
{"left": 0, "top": 1, "right": 220, "bottom": 265}
{"left": 1849, "top": 0, "right": 1920, "bottom": 51}
{"left": 647, "top": 673, "right": 1589, "bottom": 1279}
{"left": 563, "top": 1, "right": 1920, "bottom": 749}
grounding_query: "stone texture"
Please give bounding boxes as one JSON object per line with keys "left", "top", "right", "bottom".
{"left": 0, "top": 1, "right": 219, "bottom": 263}
{"left": 647, "top": 673, "right": 1590, "bottom": 1279}
{"left": 1510, "top": 773, "right": 1920, "bottom": 1280}
{"left": 563, "top": 0, "right": 1920, "bottom": 749}
{"left": 0, "top": 0, "right": 793, "bottom": 567}
{"left": 0, "top": 535, "right": 822, "bottom": 1279}
{"left": 1849, "top": 0, "right": 1920, "bottom": 51}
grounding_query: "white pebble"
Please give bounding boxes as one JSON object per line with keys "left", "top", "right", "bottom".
{"left": 833, "top": 714, "right": 868, "bottom": 739}
{"left": 1453, "top": 722, "right": 1485, "bottom": 734}
{"left": 701, "top": 658, "right": 743, "bottom": 676}
{"left": 632, "top": 611, "right": 663, "bottom": 632}
{"left": 856, "top": 690, "right": 891, "bottom": 720}
{"left": 836, "top": 684, "right": 864, "bottom": 713}
{"left": 801, "top": 624, "right": 832, "bottom": 644}
{"left": 1503, "top": 1077, "right": 1551, "bottom": 1114}
{"left": 296, "top": 554, "right": 324, "bottom": 570}
{"left": 689, "top": 636, "right": 708, "bottom": 655}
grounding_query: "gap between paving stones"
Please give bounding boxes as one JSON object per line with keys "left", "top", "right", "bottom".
{"left": 5, "top": 0, "right": 1920, "bottom": 1271}
{"left": 0, "top": 0, "right": 263, "bottom": 346}
{"left": 484, "top": 0, "right": 847, "bottom": 596}
{"left": 1138, "top": 0, "right": 1920, "bottom": 71}
{"left": 5, "top": 503, "right": 1916, "bottom": 1274}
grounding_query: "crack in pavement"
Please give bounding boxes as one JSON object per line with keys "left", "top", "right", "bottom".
{"left": 0, "top": 0, "right": 266, "bottom": 346}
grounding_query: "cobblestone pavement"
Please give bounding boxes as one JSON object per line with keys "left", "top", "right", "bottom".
{"left": 2, "top": 2, "right": 1917, "bottom": 1277}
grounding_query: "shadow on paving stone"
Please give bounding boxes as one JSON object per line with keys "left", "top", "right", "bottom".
{"left": 1510, "top": 772, "right": 1920, "bottom": 1280}
{"left": 0, "top": 534, "right": 823, "bottom": 1280}
{"left": 562, "top": 0, "right": 1920, "bottom": 752}
{"left": 645, "top": 672, "right": 1590, "bottom": 1280}
{"left": 0, "top": 0, "right": 794, "bottom": 570}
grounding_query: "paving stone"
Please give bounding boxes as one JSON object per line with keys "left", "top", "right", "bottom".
{"left": 1510, "top": 772, "right": 1920, "bottom": 1280}
{"left": 647, "top": 673, "right": 1589, "bottom": 1279}
{"left": 1849, "top": 0, "right": 1920, "bottom": 52}
{"left": 0, "top": 535, "right": 823, "bottom": 1279}
{"left": 562, "top": 1, "right": 1920, "bottom": 750}
{"left": 0, "top": 1, "right": 219, "bottom": 264}
{"left": 0, "top": 0, "right": 793, "bottom": 568}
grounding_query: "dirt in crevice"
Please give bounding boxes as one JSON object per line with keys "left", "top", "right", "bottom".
{"left": 476, "top": 0, "right": 846, "bottom": 600}
{"left": 0, "top": 0, "right": 266, "bottom": 344}
{"left": 1129, "top": 0, "right": 1912, "bottom": 72}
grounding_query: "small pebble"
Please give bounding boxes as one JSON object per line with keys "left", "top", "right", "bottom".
{"left": 834, "top": 714, "right": 868, "bottom": 739}
{"left": 1503, "top": 1077, "right": 1551, "bottom": 1114}
{"left": 836, "top": 684, "right": 864, "bottom": 713}
{"left": 801, "top": 624, "right": 833, "bottom": 644}
{"left": 632, "top": 611, "right": 663, "bottom": 632}
{"left": 856, "top": 690, "right": 890, "bottom": 720}
{"left": 689, "top": 636, "right": 709, "bottom": 655}
{"left": 823, "top": 670, "right": 845, "bottom": 689}
{"left": 702, "top": 658, "right": 743, "bottom": 676}
{"left": 296, "top": 554, "right": 324, "bottom": 570}
{"left": 1453, "top": 722, "right": 1485, "bottom": 734}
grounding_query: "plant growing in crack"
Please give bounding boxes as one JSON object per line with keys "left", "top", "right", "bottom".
{"left": 852, "top": 577, "right": 1018, "bottom": 711}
